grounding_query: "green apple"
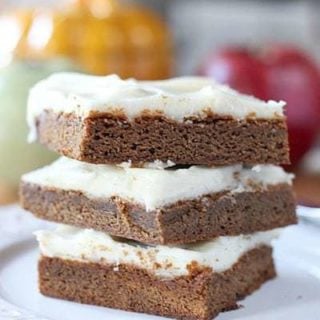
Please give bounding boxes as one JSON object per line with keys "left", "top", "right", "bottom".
{"left": 0, "top": 59, "right": 78, "bottom": 190}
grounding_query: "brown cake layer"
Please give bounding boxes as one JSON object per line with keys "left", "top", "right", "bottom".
{"left": 34, "top": 110, "right": 290, "bottom": 166}
{"left": 21, "top": 182, "right": 296, "bottom": 245}
{"left": 39, "top": 245, "right": 275, "bottom": 320}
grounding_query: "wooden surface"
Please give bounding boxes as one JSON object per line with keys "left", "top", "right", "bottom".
{"left": 0, "top": 183, "right": 17, "bottom": 205}
{"left": 293, "top": 173, "right": 320, "bottom": 207}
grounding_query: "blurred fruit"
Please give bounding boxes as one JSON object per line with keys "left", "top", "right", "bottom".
{"left": 198, "top": 48, "right": 267, "bottom": 100}
{"left": 0, "top": 0, "right": 173, "bottom": 79}
{"left": 263, "top": 45, "right": 320, "bottom": 165}
{"left": 0, "top": 59, "right": 77, "bottom": 190}
{"left": 198, "top": 44, "right": 320, "bottom": 166}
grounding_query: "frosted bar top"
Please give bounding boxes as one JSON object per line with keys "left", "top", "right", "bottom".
{"left": 27, "top": 73, "right": 285, "bottom": 140}
{"left": 22, "top": 157, "right": 294, "bottom": 211}
{"left": 36, "top": 225, "right": 282, "bottom": 278}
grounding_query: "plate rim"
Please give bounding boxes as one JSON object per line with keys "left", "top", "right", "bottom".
{"left": 0, "top": 205, "right": 49, "bottom": 320}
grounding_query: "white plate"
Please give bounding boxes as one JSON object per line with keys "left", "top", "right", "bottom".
{"left": 1, "top": 206, "right": 320, "bottom": 320}
{"left": 297, "top": 205, "right": 320, "bottom": 227}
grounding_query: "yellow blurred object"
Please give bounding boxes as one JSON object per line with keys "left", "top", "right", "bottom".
{"left": 1, "top": 0, "right": 173, "bottom": 79}
{"left": 0, "top": 182, "right": 17, "bottom": 205}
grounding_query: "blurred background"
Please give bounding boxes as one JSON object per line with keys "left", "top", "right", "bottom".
{"left": 0, "top": 0, "right": 319, "bottom": 205}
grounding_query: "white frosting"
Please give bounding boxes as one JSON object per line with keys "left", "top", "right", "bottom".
{"left": 35, "top": 225, "right": 281, "bottom": 278}
{"left": 22, "top": 157, "right": 293, "bottom": 211}
{"left": 27, "top": 73, "right": 285, "bottom": 141}
{"left": 118, "top": 160, "right": 176, "bottom": 169}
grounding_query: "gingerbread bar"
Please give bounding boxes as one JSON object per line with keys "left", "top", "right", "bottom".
{"left": 21, "top": 157, "right": 296, "bottom": 245}
{"left": 36, "top": 225, "right": 279, "bottom": 320}
{"left": 27, "top": 73, "right": 289, "bottom": 166}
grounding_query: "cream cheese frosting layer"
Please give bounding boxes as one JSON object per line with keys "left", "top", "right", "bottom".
{"left": 22, "top": 157, "right": 294, "bottom": 212}
{"left": 27, "top": 73, "right": 285, "bottom": 141}
{"left": 35, "top": 225, "right": 281, "bottom": 278}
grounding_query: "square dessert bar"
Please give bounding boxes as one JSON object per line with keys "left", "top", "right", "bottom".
{"left": 21, "top": 157, "right": 296, "bottom": 245}
{"left": 36, "top": 226, "right": 279, "bottom": 320}
{"left": 27, "top": 73, "right": 290, "bottom": 166}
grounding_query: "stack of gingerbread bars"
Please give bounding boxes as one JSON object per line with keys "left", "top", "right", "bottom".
{"left": 20, "top": 73, "right": 296, "bottom": 320}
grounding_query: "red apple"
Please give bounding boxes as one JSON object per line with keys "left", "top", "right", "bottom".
{"left": 198, "top": 48, "right": 267, "bottom": 100}
{"left": 262, "top": 44, "right": 320, "bottom": 165}
{"left": 198, "top": 45, "right": 320, "bottom": 166}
